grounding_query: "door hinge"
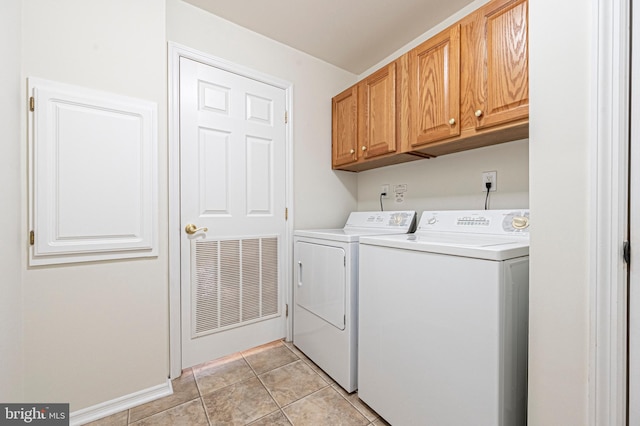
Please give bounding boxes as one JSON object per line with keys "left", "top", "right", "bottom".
{"left": 284, "top": 111, "right": 288, "bottom": 124}
{"left": 29, "top": 230, "right": 34, "bottom": 246}
{"left": 285, "top": 303, "right": 289, "bottom": 317}
{"left": 285, "top": 207, "right": 288, "bottom": 221}
{"left": 29, "top": 96, "right": 35, "bottom": 112}
{"left": 624, "top": 241, "right": 631, "bottom": 265}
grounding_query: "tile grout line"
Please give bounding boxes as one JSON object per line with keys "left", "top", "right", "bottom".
{"left": 240, "top": 349, "right": 260, "bottom": 377}
{"left": 280, "top": 407, "right": 295, "bottom": 426}
{"left": 288, "top": 346, "right": 380, "bottom": 424}
{"left": 188, "top": 342, "right": 333, "bottom": 425}
{"left": 249, "top": 351, "right": 333, "bottom": 414}
{"left": 192, "top": 366, "right": 205, "bottom": 398}
{"left": 191, "top": 366, "right": 213, "bottom": 426}
{"left": 330, "top": 383, "right": 380, "bottom": 423}
{"left": 254, "top": 367, "right": 286, "bottom": 410}
{"left": 240, "top": 343, "right": 295, "bottom": 425}
{"left": 198, "top": 396, "right": 212, "bottom": 426}
{"left": 126, "top": 397, "right": 204, "bottom": 425}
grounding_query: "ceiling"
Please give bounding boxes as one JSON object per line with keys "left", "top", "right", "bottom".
{"left": 183, "top": 0, "right": 476, "bottom": 75}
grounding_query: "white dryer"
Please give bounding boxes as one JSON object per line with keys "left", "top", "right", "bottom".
{"left": 293, "top": 211, "right": 416, "bottom": 392}
{"left": 358, "top": 210, "right": 530, "bottom": 425}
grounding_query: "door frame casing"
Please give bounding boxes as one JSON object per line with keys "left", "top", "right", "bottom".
{"left": 627, "top": 0, "right": 640, "bottom": 423}
{"left": 589, "top": 0, "right": 629, "bottom": 424}
{"left": 168, "top": 42, "right": 294, "bottom": 378}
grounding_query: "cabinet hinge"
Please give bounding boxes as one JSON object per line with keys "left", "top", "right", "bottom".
{"left": 624, "top": 241, "right": 631, "bottom": 265}
{"left": 29, "top": 230, "right": 35, "bottom": 246}
{"left": 285, "top": 303, "right": 289, "bottom": 317}
{"left": 344, "top": 256, "right": 346, "bottom": 267}
{"left": 285, "top": 207, "right": 288, "bottom": 221}
{"left": 285, "top": 110, "right": 288, "bottom": 124}
{"left": 29, "top": 96, "right": 35, "bottom": 112}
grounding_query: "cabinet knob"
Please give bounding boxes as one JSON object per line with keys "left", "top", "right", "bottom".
{"left": 361, "top": 146, "right": 367, "bottom": 151}
{"left": 350, "top": 149, "right": 355, "bottom": 154}
{"left": 475, "top": 110, "right": 483, "bottom": 118}
{"left": 448, "top": 118, "right": 456, "bottom": 126}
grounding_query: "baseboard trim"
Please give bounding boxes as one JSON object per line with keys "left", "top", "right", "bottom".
{"left": 69, "top": 379, "right": 173, "bottom": 425}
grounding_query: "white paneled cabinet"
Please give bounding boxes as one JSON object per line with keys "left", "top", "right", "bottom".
{"left": 28, "top": 78, "right": 158, "bottom": 265}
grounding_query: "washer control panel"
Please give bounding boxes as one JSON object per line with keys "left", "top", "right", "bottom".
{"left": 418, "top": 210, "right": 529, "bottom": 235}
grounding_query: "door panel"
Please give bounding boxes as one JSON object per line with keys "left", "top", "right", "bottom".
{"left": 476, "top": 0, "right": 528, "bottom": 129}
{"left": 410, "top": 25, "right": 461, "bottom": 147}
{"left": 180, "top": 57, "right": 287, "bottom": 368}
{"left": 362, "top": 62, "right": 397, "bottom": 158}
{"left": 295, "top": 241, "right": 346, "bottom": 330}
{"left": 332, "top": 86, "right": 359, "bottom": 167}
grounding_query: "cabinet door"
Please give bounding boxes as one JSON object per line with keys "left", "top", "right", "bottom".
{"left": 410, "top": 25, "right": 460, "bottom": 147}
{"left": 361, "top": 62, "right": 397, "bottom": 159}
{"left": 475, "top": 0, "right": 528, "bottom": 129}
{"left": 332, "top": 85, "right": 359, "bottom": 167}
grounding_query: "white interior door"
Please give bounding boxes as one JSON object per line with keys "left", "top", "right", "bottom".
{"left": 180, "top": 57, "right": 287, "bottom": 369}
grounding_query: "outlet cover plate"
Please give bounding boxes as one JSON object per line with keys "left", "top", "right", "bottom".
{"left": 482, "top": 171, "right": 497, "bottom": 192}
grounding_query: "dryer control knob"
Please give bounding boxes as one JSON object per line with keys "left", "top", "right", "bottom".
{"left": 512, "top": 216, "right": 529, "bottom": 229}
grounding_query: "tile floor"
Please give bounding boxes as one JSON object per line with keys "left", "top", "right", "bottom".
{"left": 87, "top": 340, "right": 390, "bottom": 426}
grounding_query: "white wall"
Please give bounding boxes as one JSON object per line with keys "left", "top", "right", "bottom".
{"left": 21, "top": 0, "right": 169, "bottom": 411}
{"left": 0, "top": 1, "right": 24, "bottom": 403}
{"left": 166, "top": 0, "right": 359, "bottom": 229}
{"left": 357, "top": 139, "right": 528, "bottom": 212}
{"left": 528, "top": 0, "right": 592, "bottom": 423}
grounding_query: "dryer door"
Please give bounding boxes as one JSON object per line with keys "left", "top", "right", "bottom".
{"left": 295, "top": 241, "right": 346, "bottom": 330}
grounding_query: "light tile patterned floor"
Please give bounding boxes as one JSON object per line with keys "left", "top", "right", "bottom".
{"left": 86, "top": 340, "right": 390, "bottom": 426}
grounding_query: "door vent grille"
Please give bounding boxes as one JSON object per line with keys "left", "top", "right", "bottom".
{"left": 193, "top": 236, "right": 279, "bottom": 337}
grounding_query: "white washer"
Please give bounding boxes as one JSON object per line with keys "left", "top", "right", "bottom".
{"left": 293, "top": 210, "right": 416, "bottom": 392}
{"left": 358, "top": 210, "right": 530, "bottom": 426}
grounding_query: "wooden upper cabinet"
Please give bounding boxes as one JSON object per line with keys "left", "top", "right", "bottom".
{"left": 331, "top": 0, "right": 529, "bottom": 170}
{"left": 361, "top": 62, "right": 397, "bottom": 158}
{"left": 475, "top": 0, "right": 528, "bottom": 129}
{"left": 332, "top": 58, "right": 420, "bottom": 171}
{"left": 409, "top": 25, "right": 461, "bottom": 147}
{"left": 332, "top": 85, "right": 358, "bottom": 167}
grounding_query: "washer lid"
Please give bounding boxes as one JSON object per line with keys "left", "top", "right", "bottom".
{"left": 359, "top": 232, "right": 529, "bottom": 261}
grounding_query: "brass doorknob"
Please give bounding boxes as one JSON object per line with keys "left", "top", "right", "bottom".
{"left": 449, "top": 118, "right": 456, "bottom": 125}
{"left": 361, "top": 146, "right": 367, "bottom": 151}
{"left": 350, "top": 149, "right": 355, "bottom": 154}
{"left": 185, "top": 224, "right": 208, "bottom": 235}
{"left": 475, "top": 109, "right": 483, "bottom": 117}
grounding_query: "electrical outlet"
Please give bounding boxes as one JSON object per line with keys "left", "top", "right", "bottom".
{"left": 381, "top": 184, "right": 390, "bottom": 198}
{"left": 482, "top": 171, "right": 497, "bottom": 192}
{"left": 394, "top": 184, "right": 407, "bottom": 203}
